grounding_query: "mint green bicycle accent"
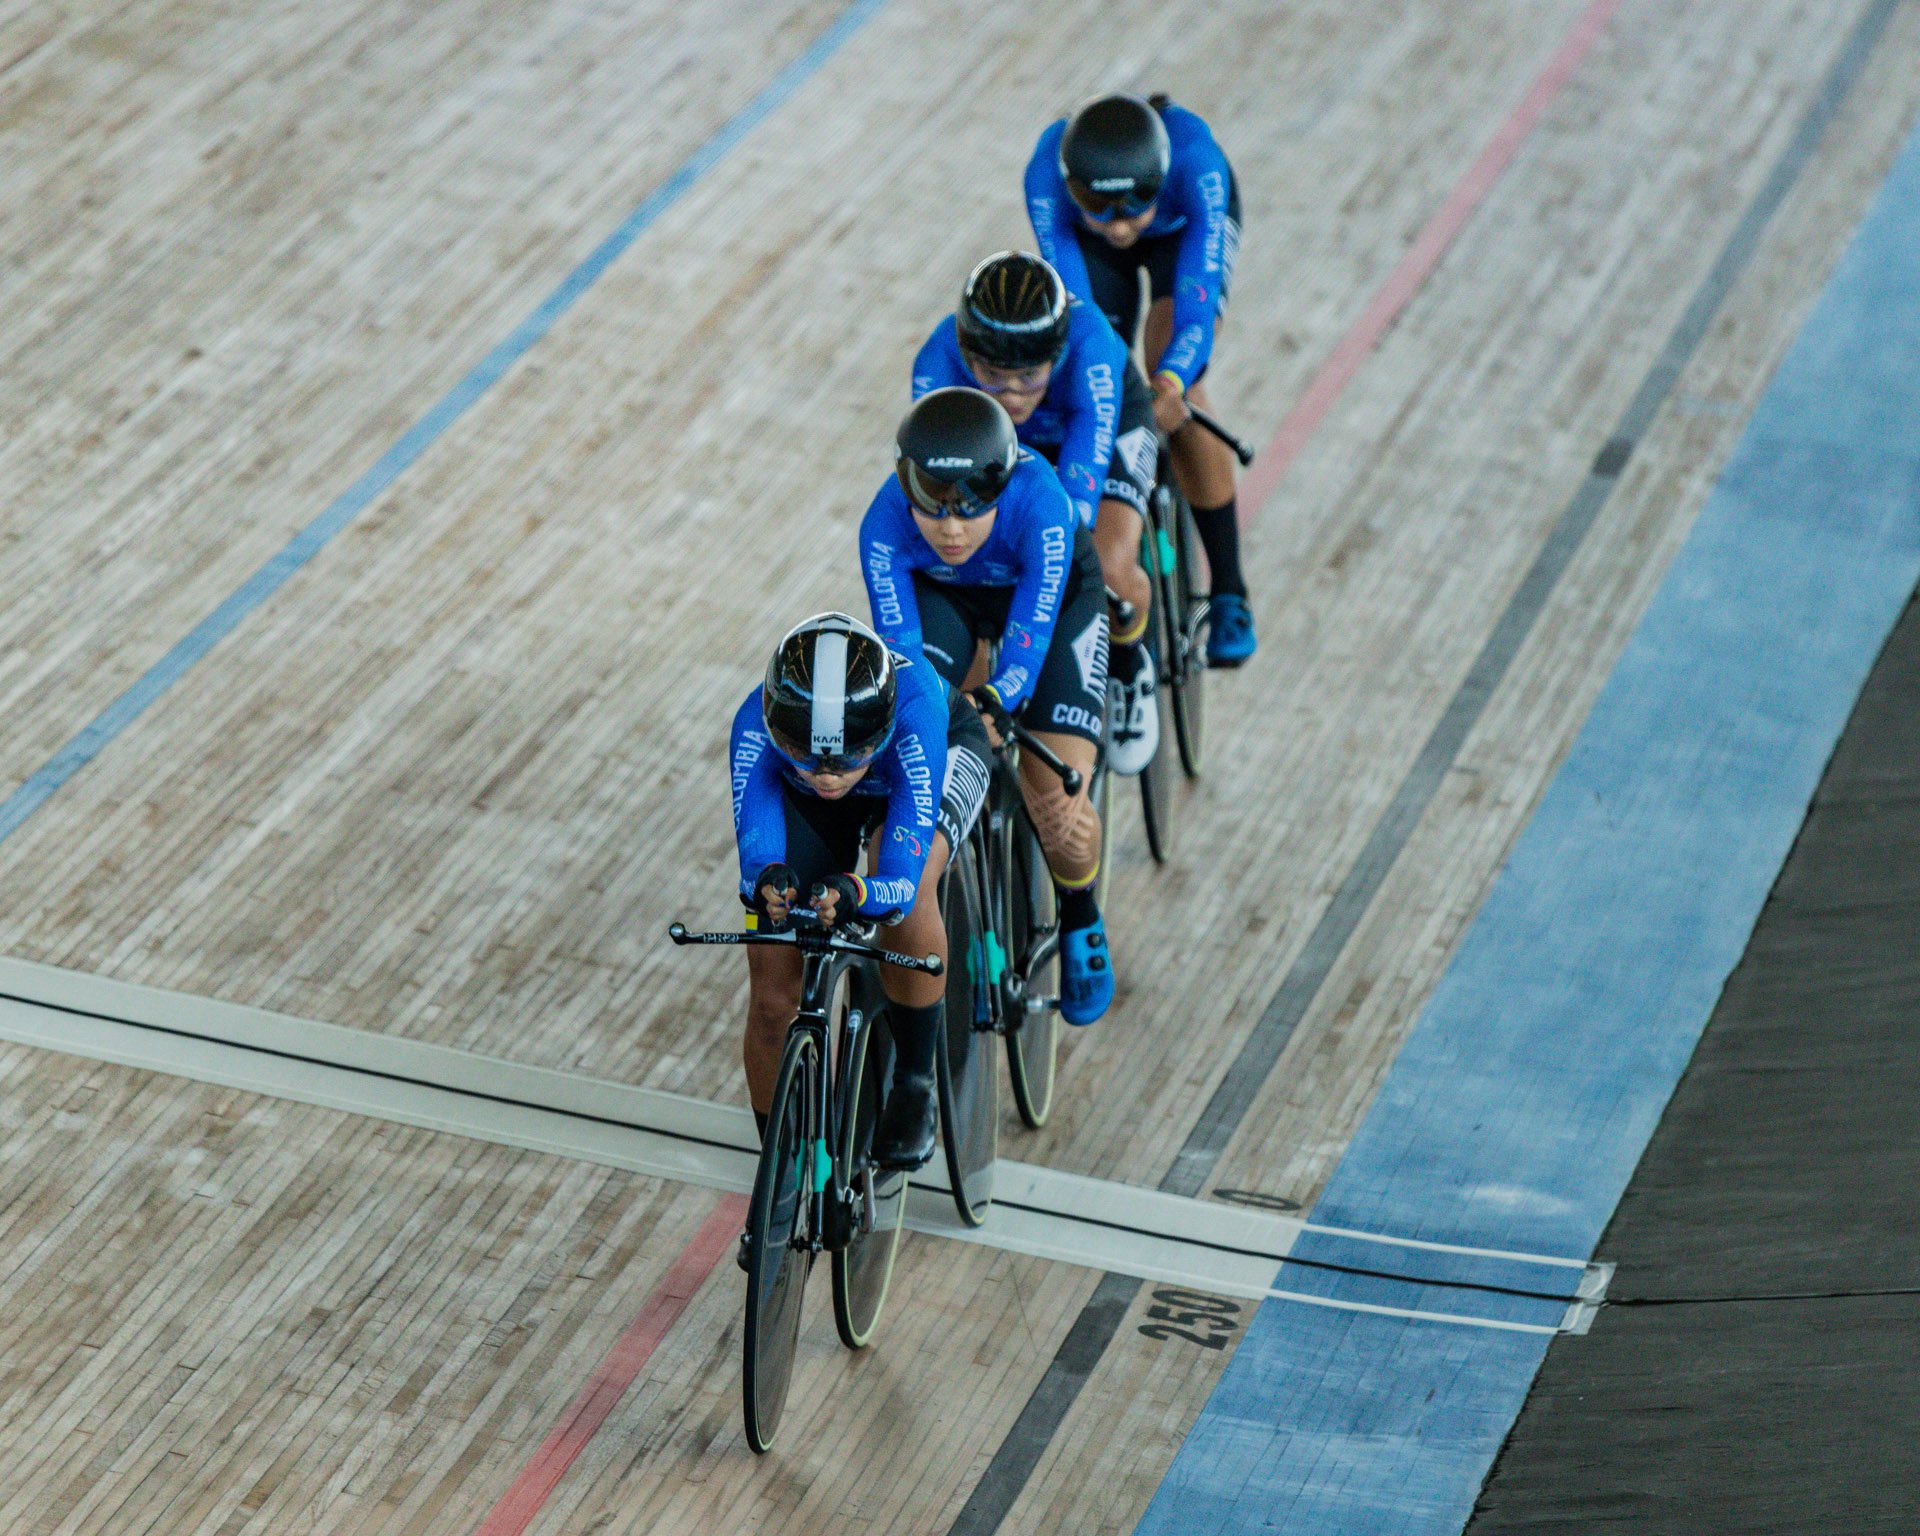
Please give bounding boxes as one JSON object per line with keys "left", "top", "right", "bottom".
{"left": 812, "top": 1139, "right": 833, "bottom": 1194}
{"left": 1157, "top": 525, "right": 1177, "bottom": 576}
{"left": 982, "top": 930, "right": 1007, "bottom": 985}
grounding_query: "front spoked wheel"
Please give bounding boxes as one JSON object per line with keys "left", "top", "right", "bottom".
{"left": 742, "top": 1028, "right": 819, "bottom": 1454}
{"left": 938, "top": 840, "right": 997, "bottom": 1225}
{"left": 831, "top": 973, "right": 906, "bottom": 1349}
{"left": 1004, "top": 814, "right": 1060, "bottom": 1129}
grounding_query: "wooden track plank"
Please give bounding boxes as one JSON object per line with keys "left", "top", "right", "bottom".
{"left": 0, "top": 1, "right": 1916, "bottom": 1532}
{"left": 0, "top": 0, "right": 844, "bottom": 790}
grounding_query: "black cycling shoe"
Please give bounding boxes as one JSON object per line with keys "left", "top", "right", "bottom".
{"left": 869, "top": 1074, "right": 938, "bottom": 1170}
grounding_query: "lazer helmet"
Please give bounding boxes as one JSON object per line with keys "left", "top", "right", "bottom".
{"left": 1059, "top": 92, "right": 1171, "bottom": 219}
{"left": 762, "top": 613, "right": 897, "bottom": 773}
{"left": 894, "top": 388, "right": 1019, "bottom": 519}
{"left": 956, "top": 251, "right": 1071, "bottom": 372}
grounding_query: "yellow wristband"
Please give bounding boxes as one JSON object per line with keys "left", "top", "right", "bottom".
{"left": 1154, "top": 368, "right": 1186, "bottom": 394}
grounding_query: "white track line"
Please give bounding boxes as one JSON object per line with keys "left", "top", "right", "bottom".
{"left": 0, "top": 957, "right": 1590, "bottom": 1330}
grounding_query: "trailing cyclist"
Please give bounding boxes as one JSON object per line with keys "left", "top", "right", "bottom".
{"left": 731, "top": 612, "right": 991, "bottom": 1169}
{"left": 860, "top": 387, "right": 1116, "bottom": 1026}
{"left": 912, "top": 250, "right": 1161, "bottom": 775}
{"left": 1025, "top": 91, "right": 1256, "bottom": 666}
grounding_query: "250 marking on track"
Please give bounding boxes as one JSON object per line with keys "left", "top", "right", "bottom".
{"left": 1137, "top": 1287, "right": 1243, "bottom": 1351}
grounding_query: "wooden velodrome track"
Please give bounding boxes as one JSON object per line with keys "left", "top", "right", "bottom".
{"left": 3, "top": 0, "right": 1918, "bottom": 1530}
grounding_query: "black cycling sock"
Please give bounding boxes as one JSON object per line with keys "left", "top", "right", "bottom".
{"left": 753, "top": 1108, "right": 769, "bottom": 1144}
{"left": 1191, "top": 498, "right": 1248, "bottom": 599}
{"left": 1057, "top": 882, "right": 1099, "bottom": 933}
{"left": 888, "top": 1001, "right": 942, "bottom": 1083}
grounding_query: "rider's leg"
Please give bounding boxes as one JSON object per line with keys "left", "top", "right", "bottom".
{"left": 1144, "top": 299, "right": 1254, "bottom": 663}
{"left": 1143, "top": 299, "right": 1242, "bottom": 579}
{"left": 743, "top": 943, "right": 804, "bottom": 1118}
{"left": 911, "top": 572, "right": 987, "bottom": 691}
{"left": 1094, "top": 496, "right": 1151, "bottom": 631}
{"left": 868, "top": 833, "right": 951, "bottom": 1167}
{"left": 1095, "top": 494, "right": 1158, "bottom": 774}
{"left": 877, "top": 833, "right": 950, "bottom": 1009}
{"left": 1020, "top": 729, "right": 1100, "bottom": 885}
{"left": 1019, "top": 728, "right": 1114, "bottom": 1024}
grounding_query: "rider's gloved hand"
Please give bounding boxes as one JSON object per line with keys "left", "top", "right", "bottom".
{"left": 810, "top": 873, "right": 865, "bottom": 927}
{"left": 749, "top": 863, "right": 799, "bottom": 927}
{"left": 1151, "top": 368, "right": 1191, "bottom": 434}
{"left": 968, "top": 685, "right": 1013, "bottom": 749}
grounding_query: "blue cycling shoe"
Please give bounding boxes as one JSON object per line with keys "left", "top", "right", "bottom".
{"left": 1060, "top": 918, "right": 1115, "bottom": 1026}
{"left": 1207, "top": 593, "right": 1257, "bottom": 668}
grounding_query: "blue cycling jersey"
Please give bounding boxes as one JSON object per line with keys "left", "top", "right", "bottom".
{"left": 912, "top": 301, "right": 1130, "bottom": 530}
{"left": 1025, "top": 99, "right": 1234, "bottom": 389}
{"left": 859, "top": 452, "right": 1074, "bottom": 715}
{"left": 730, "top": 653, "right": 946, "bottom": 922}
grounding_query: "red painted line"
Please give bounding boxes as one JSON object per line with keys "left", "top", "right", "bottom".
{"left": 1241, "top": 0, "right": 1624, "bottom": 520}
{"left": 474, "top": 1193, "right": 748, "bottom": 1536}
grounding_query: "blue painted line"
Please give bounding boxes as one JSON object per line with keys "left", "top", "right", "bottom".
{"left": 1139, "top": 16, "right": 1920, "bottom": 1536}
{"left": 0, "top": 0, "right": 887, "bottom": 846}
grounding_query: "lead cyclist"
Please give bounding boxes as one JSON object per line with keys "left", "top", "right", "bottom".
{"left": 731, "top": 613, "right": 990, "bottom": 1170}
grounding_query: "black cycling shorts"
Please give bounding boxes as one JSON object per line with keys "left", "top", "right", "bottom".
{"left": 912, "top": 529, "right": 1110, "bottom": 746}
{"left": 1077, "top": 166, "right": 1242, "bottom": 378}
{"left": 778, "top": 690, "right": 992, "bottom": 893}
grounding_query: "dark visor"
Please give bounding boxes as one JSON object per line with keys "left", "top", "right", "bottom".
{"left": 1065, "top": 174, "right": 1162, "bottom": 220}
{"left": 899, "top": 459, "right": 997, "bottom": 520}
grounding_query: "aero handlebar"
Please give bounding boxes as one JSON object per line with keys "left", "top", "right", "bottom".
{"left": 1188, "top": 404, "right": 1256, "bottom": 466}
{"left": 667, "top": 918, "right": 944, "bottom": 976}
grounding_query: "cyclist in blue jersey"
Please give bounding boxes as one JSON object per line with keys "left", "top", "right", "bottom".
{"left": 860, "top": 388, "right": 1115, "bottom": 1025}
{"left": 912, "top": 251, "right": 1161, "bottom": 775}
{"left": 1026, "top": 91, "right": 1256, "bottom": 666}
{"left": 732, "top": 612, "right": 990, "bottom": 1168}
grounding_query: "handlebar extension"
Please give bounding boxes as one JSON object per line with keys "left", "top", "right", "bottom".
{"left": 1187, "top": 404, "right": 1256, "bottom": 466}
{"left": 1011, "top": 725, "right": 1083, "bottom": 798}
{"left": 667, "top": 920, "right": 943, "bottom": 975}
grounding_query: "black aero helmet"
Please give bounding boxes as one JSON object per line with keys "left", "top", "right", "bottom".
{"left": 763, "top": 612, "right": 897, "bottom": 772}
{"left": 957, "top": 251, "right": 1071, "bottom": 371}
{"left": 1059, "top": 92, "right": 1171, "bottom": 216}
{"left": 894, "top": 387, "right": 1019, "bottom": 519}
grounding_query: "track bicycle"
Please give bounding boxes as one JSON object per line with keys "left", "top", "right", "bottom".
{"left": 1090, "top": 423, "right": 1222, "bottom": 887}
{"left": 932, "top": 721, "right": 1079, "bottom": 1227}
{"left": 667, "top": 906, "right": 942, "bottom": 1454}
